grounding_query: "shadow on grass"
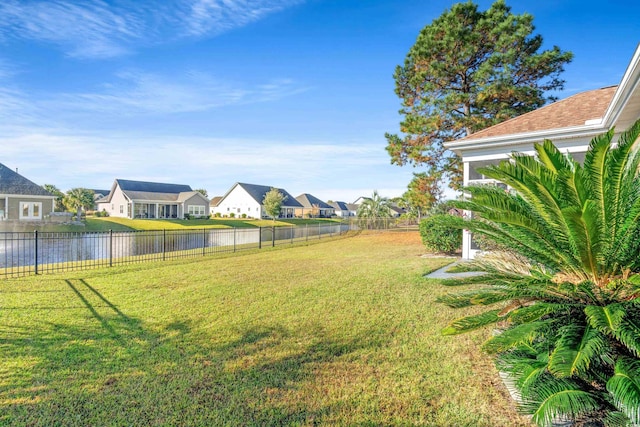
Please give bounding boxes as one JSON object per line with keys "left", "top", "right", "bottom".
{"left": 1, "top": 280, "right": 376, "bottom": 426}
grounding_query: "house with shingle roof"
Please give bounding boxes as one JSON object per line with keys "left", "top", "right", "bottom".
{"left": 294, "top": 193, "right": 335, "bottom": 218}
{"left": 445, "top": 44, "right": 640, "bottom": 259}
{"left": 0, "top": 163, "right": 56, "bottom": 221}
{"left": 96, "top": 179, "right": 209, "bottom": 219}
{"left": 328, "top": 201, "right": 351, "bottom": 217}
{"left": 211, "top": 182, "right": 303, "bottom": 219}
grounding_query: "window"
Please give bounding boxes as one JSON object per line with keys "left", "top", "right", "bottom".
{"left": 19, "top": 202, "right": 43, "bottom": 220}
{"left": 120, "top": 205, "right": 123, "bottom": 214}
{"left": 468, "top": 159, "right": 505, "bottom": 180}
{"left": 237, "top": 208, "right": 240, "bottom": 213}
{"left": 188, "top": 205, "right": 206, "bottom": 216}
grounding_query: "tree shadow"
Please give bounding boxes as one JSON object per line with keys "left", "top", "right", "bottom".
{"left": 2, "top": 280, "right": 381, "bottom": 426}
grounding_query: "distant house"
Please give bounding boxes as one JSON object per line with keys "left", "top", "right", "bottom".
{"left": 327, "top": 201, "right": 350, "bottom": 217}
{"left": 91, "top": 189, "right": 110, "bottom": 210}
{"left": 345, "top": 203, "right": 359, "bottom": 217}
{"left": 96, "top": 179, "right": 209, "bottom": 219}
{"left": 389, "top": 205, "right": 407, "bottom": 218}
{"left": 294, "top": 193, "right": 335, "bottom": 218}
{"left": 211, "top": 182, "right": 303, "bottom": 219}
{"left": 0, "top": 163, "right": 56, "bottom": 221}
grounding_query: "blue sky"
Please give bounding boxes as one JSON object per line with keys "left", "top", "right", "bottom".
{"left": 1, "top": 0, "right": 638, "bottom": 203}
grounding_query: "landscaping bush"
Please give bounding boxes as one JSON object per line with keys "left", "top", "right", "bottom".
{"left": 229, "top": 212, "right": 235, "bottom": 218}
{"left": 419, "top": 214, "right": 461, "bottom": 254}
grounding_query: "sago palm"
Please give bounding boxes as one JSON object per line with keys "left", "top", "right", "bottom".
{"left": 439, "top": 119, "right": 640, "bottom": 426}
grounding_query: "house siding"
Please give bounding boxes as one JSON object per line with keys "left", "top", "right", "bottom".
{"left": 1, "top": 195, "right": 55, "bottom": 220}
{"left": 183, "top": 194, "right": 210, "bottom": 218}
{"left": 213, "top": 186, "right": 261, "bottom": 218}
{"left": 98, "top": 187, "right": 130, "bottom": 218}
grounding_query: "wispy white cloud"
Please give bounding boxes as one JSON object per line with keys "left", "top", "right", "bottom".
{"left": 47, "top": 70, "right": 308, "bottom": 115}
{"left": 181, "top": 0, "right": 302, "bottom": 37}
{"left": 0, "top": 0, "right": 146, "bottom": 58}
{"left": 0, "top": 0, "right": 303, "bottom": 59}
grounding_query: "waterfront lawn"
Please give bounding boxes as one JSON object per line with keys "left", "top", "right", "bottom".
{"left": 0, "top": 232, "right": 531, "bottom": 426}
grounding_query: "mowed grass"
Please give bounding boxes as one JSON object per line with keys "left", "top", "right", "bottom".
{"left": 0, "top": 232, "right": 531, "bottom": 426}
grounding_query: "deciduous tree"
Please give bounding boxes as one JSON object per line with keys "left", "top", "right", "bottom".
{"left": 263, "top": 188, "right": 286, "bottom": 221}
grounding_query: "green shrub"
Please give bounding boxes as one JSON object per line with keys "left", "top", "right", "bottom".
{"left": 419, "top": 214, "right": 461, "bottom": 254}
{"left": 241, "top": 213, "right": 247, "bottom": 218}
{"left": 229, "top": 212, "right": 235, "bottom": 218}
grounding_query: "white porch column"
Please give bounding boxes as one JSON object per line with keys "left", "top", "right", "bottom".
{"left": 462, "top": 161, "right": 473, "bottom": 260}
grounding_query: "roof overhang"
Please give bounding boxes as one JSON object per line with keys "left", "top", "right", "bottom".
{"left": 445, "top": 43, "right": 640, "bottom": 156}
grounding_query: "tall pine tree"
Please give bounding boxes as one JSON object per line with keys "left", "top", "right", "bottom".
{"left": 386, "top": 0, "right": 572, "bottom": 192}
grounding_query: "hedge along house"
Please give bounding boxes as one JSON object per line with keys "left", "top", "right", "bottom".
{"left": 97, "top": 179, "right": 210, "bottom": 219}
{"left": 445, "top": 44, "right": 640, "bottom": 260}
{"left": 0, "top": 163, "right": 56, "bottom": 221}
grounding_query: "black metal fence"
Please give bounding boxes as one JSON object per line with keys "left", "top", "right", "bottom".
{"left": 0, "top": 218, "right": 417, "bottom": 279}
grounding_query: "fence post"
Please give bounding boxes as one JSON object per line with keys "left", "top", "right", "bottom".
{"left": 272, "top": 226, "right": 275, "bottom": 247}
{"left": 318, "top": 222, "right": 321, "bottom": 239}
{"left": 290, "top": 226, "right": 294, "bottom": 244}
{"left": 34, "top": 230, "right": 38, "bottom": 275}
{"left": 306, "top": 224, "right": 308, "bottom": 241}
{"left": 233, "top": 227, "right": 236, "bottom": 252}
{"left": 259, "top": 227, "right": 262, "bottom": 249}
{"left": 163, "top": 229, "right": 166, "bottom": 261}
{"left": 203, "top": 228, "right": 206, "bottom": 256}
{"left": 109, "top": 229, "right": 113, "bottom": 267}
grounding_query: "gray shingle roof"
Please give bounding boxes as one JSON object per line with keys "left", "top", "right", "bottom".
{"left": 116, "top": 179, "right": 192, "bottom": 194}
{"left": 0, "top": 163, "right": 54, "bottom": 197}
{"left": 236, "top": 183, "right": 303, "bottom": 208}
{"left": 295, "top": 193, "right": 332, "bottom": 209}
{"left": 328, "top": 201, "right": 349, "bottom": 211}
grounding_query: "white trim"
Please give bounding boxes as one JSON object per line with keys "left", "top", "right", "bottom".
{"left": 602, "top": 43, "right": 640, "bottom": 127}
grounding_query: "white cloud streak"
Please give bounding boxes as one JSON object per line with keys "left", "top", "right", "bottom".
{"left": 55, "top": 71, "right": 308, "bottom": 115}
{"left": 0, "top": 0, "right": 303, "bottom": 59}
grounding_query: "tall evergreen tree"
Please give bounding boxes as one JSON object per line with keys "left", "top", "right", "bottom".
{"left": 386, "top": 0, "right": 572, "bottom": 192}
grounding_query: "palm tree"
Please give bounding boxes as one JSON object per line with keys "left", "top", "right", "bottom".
{"left": 438, "top": 119, "right": 640, "bottom": 426}
{"left": 357, "top": 191, "right": 393, "bottom": 229}
{"left": 64, "top": 188, "right": 95, "bottom": 219}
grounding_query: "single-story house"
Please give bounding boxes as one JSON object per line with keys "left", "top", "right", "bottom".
{"left": 328, "top": 201, "right": 351, "bottom": 217}
{"left": 0, "top": 163, "right": 56, "bottom": 221}
{"left": 346, "top": 203, "right": 359, "bottom": 217}
{"left": 294, "top": 193, "right": 335, "bottom": 218}
{"left": 96, "top": 179, "right": 209, "bottom": 219}
{"left": 211, "top": 182, "right": 303, "bottom": 219}
{"left": 445, "top": 44, "right": 640, "bottom": 259}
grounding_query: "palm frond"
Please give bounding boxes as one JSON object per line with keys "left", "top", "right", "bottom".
{"left": 441, "top": 309, "right": 502, "bottom": 335}
{"left": 585, "top": 304, "right": 626, "bottom": 335}
{"left": 521, "top": 377, "right": 601, "bottom": 427}
{"left": 482, "top": 322, "right": 545, "bottom": 354}
{"left": 606, "top": 357, "right": 640, "bottom": 425}
{"left": 507, "top": 303, "right": 572, "bottom": 324}
{"left": 548, "top": 324, "right": 606, "bottom": 378}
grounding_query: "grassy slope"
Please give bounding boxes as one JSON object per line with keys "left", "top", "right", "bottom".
{"left": 0, "top": 232, "right": 531, "bottom": 426}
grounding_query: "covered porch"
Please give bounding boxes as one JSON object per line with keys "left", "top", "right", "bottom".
{"left": 132, "top": 202, "right": 180, "bottom": 219}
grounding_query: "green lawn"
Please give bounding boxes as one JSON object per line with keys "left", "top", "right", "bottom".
{"left": 0, "top": 232, "right": 531, "bottom": 426}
